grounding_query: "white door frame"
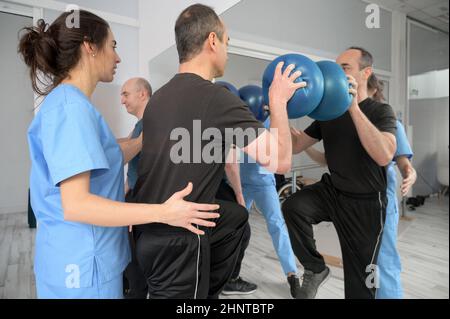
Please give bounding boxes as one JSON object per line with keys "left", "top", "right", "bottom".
{"left": 229, "top": 38, "right": 392, "bottom": 78}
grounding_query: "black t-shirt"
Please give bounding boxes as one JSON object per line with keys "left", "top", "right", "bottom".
{"left": 304, "top": 98, "right": 397, "bottom": 194}
{"left": 131, "top": 73, "right": 264, "bottom": 229}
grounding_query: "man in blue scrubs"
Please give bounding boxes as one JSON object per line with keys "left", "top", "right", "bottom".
{"left": 120, "top": 77, "right": 152, "bottom": 298}
{"left": 120, "top": 78, "right": 152, "bottom": 194}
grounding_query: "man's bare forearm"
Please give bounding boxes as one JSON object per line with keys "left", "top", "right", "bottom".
{"left": 269, "top": 103, "right": 292, "bottom": 172}
{"left": 349, "top": 106, "right": 396, "bottom": 166}
{"left": 118, "top": 137, "right": 142, "bottom": 164}
{"left": 291, "top": 127, "right": 319, "bottom": 155}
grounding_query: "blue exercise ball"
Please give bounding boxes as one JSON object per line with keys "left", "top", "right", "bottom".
{"left": 215, "top": 81, "right": 239, "bottom": 97}
{"left": 262, "top": 53, "right": 324, "bottom": 119}
{"left": 308, "top": 61, "right": 353, "bottom": 121}
{"left": 239, "top": 85, "right": 268, "bottom": 122}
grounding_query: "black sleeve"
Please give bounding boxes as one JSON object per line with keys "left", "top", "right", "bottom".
{"left": 304, "top": 121, "right": 322, "bottom": 141}
{"left": 207, "top": 86, "right": 265, "bottom": 149}
{"left": 371, "top": 103, "right": 397, "bottom": 136}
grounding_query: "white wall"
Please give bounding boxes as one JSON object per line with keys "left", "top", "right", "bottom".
{"left": 408, "top": 21, "right": 449, "bottom": 195}
{"left": 55, "top": 0, "right": 139, "bottom": 19}
{"left": 390, "top": 11, "right": 408, "bottom": 124}
{"left": 409, "top": 97, "right": 449, "bottom": 195}
{"left": 147, "top": 45, "right": 180, "bottom": 91}
{"left": 409, "top": 23, "right": 449, "bottom": 76}
{"left": 221, "top": 0, "right": 393, "bottom": 72}
{"left": 409, "top": 69, "right": 449, "bottom": 100}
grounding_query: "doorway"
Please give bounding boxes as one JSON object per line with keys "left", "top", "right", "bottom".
{"left": 0, "top": 11, "right": 34, "bottom": 215}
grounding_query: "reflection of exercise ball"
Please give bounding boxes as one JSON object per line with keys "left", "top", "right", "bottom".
{"left": 239, "top": 85, "right": 268, "bottom": 122}
{"left": 215, "top": 81, "right": 239, "bottom": 97}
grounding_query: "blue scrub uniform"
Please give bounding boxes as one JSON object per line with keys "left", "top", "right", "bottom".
{"left": 239, "top": 116, "right": 297, "bottom": 275}
{"left": 240, "top": 156, "right": 298, "bottom": 275}
{"left": 376, "top": 120, "right": 413, "bottom": 299}
{"left": 28, "top": 84, "right": 130, "bottom": 298}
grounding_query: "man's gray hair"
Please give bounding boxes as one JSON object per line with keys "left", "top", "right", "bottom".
{"left": 135, "top": 77, "right": 152, "bottom": 97}
{"left": 348, "top": 46, "right": 374, "bottom": 70}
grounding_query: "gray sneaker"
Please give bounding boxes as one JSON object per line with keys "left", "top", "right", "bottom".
{"left": 297, "top": 267, "right": 331, "bottom": 299}
{"left": 221, "top": 277, "right": 257, "bottom": 295}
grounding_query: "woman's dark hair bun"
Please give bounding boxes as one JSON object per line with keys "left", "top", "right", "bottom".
{"left": 18, "top": 19, "right": 58, "bottom": 95}
{"left": 18, "top": 10, "right": 109, "bottom": 96}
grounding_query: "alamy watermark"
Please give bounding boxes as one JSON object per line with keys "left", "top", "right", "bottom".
{"left": 65, "top": 264, "right": 80, "bottom": 289}
{"left": 366, "top": 4, "right": 380, "bottom": 29}
{"left": 65, "top": 4, "right": 80, "bottom": 29}
{"left": 169, "top": 120, "right": 277, "bottom": 166}
{"left": 365, "top": 264, "right": 380, "bottom": 289}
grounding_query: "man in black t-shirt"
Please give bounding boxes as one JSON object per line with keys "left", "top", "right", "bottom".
{"left": 282, "top": 47, "right": 397, "bottom": 299}
{"left": 129, "top": 4, "right": 304, "bottom": 299}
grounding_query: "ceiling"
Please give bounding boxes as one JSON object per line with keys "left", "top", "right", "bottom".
{"left": 371, "top": 0, "right": 449, "bottom": 33}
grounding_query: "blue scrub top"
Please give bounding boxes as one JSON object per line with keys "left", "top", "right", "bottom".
{"left": 387, "top": 120, "right": 413, "bottom": 197}
{"left": 127, "top": 120, "right": 143, "bottom": 190}
{"left": 28, "top": 84, "right": 130, "bottom": 287}
{"left": 240, "top": 117, "right": 274, "bottom": 186}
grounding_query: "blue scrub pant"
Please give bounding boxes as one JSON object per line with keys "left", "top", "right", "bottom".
{"left": 242, "top": 183, "right": 298, "bottom": 275}
{"left": 376, "top": 189, "right": 403, "bottom": 299}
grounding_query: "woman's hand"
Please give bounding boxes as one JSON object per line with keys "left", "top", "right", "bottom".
{"left": 162, "top": 182, "right": 220, "bottom": 235}
{"left": 401, "top": 166, "right": 417, "bottom": 196}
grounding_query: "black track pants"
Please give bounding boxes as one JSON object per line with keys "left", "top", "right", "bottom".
{"left": 135, "top": 199, "right": 248, "bottom": 299}
{"left": 282, "top": 174, "right": 387, "bottom": 299}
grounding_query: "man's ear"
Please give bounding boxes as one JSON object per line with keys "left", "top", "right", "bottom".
{"left": 364, "top": 66, "right": 373, "bottom": 81}
{"left": 208, "top": 32, "right": 217, "bottom": 51}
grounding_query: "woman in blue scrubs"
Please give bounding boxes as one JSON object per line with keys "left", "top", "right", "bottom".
{"left": 367, "top": 76, "right": 416, "bottom": 299}
{"left": 376, "top": 120, "right": 415, "bottom": 298}
{"left": 18, "top": 10, "right": 219, "bottom": 299}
